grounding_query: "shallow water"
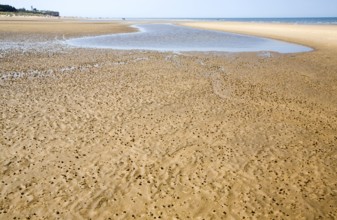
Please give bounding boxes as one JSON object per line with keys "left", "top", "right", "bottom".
{"left": 66, "top": 24, "right": 312, "bottom": 53}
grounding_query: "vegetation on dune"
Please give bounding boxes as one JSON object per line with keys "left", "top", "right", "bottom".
{"left": 0, "top": 4, "right": 17, "bottom": 12}
{"left": 0, "top": 4, "right": 59, "bottom": 16}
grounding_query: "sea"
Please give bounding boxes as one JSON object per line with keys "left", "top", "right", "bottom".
{"left": 104, "top": 17, "right": 337, "bottom": 25}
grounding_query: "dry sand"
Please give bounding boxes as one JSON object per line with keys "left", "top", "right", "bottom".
{"left": 0, "top": 18, "right": 136, "bottom": 40}
{"left": 180, "top": 22, "right": 337, "bottom": 50}
{"left": 0, "top": 19, "right": 336, "bottom": 219}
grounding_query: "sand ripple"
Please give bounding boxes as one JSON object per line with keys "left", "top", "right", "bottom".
{"left": 1, "top": 46, "right": 336, "bottom": 219}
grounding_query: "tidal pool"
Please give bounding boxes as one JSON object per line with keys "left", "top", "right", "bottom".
{"left": 66, "top": 24, "right": 312, "bottom": 53}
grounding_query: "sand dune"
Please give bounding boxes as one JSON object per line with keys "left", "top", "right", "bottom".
{"left": 0, "top": 19, "right": 336, "bottom": 219}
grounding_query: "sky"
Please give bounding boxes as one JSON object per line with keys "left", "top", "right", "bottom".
{"left": 2, "top": 0, "right": 337, "bottom": 18}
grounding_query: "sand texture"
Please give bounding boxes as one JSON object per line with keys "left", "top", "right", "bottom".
{"left": 1, "top": 19, "right": 337, "bottom": 219}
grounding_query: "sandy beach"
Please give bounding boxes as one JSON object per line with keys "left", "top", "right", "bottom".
{"left": 1, "top": 18, "right": 336, "bottom": 219}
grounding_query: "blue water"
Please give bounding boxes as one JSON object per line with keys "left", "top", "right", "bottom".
{"left": 215, "top": 17, "right": 337, "bottom": 24}
{"left": 66, "top": 24, "right": 312, "bottom": 53}
{"left": 126, "top": 17, "right": 337, "bottom": 25}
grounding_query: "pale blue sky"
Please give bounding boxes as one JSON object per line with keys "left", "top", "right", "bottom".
{"left": 2, "top": 0, "right": 337, "bottom": 18}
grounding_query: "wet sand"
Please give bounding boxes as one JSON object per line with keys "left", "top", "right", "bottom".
{"left": 0, "top": 19, "right": 336, "bottom": 219}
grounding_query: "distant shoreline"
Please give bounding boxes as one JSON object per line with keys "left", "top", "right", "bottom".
{"left": 0, "top": 3, "right": 59, "bottom": 17}
{"left": 0, "top": 12, "right": 59, "bottom": 18}
{"left": 2, "top": 15, "right": 336, "bottom": 25}
{"left": 52, "top": 17, "right": 337, "bottom": 25}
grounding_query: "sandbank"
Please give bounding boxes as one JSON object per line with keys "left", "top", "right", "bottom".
{"left": 180, "top": 21, "right": 337, "bottom": 50}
